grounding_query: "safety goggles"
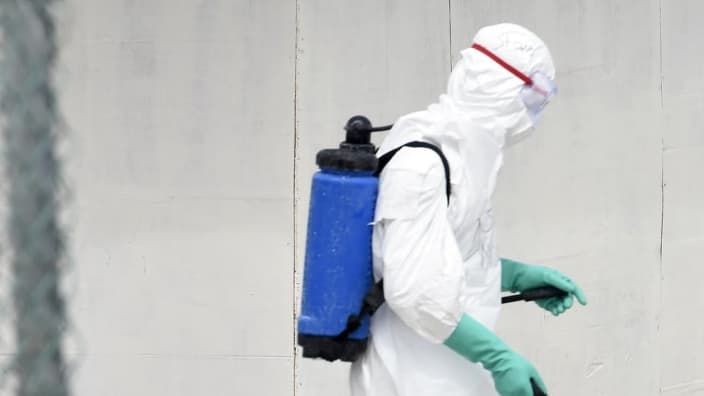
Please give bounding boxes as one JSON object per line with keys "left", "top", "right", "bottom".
{"left": 471, "top": 43, "right": 557, "bottom": 122}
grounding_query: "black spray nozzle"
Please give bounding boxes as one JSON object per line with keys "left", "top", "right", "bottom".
{"left": 344, "top": 115, "right": 394, "bottom": 144}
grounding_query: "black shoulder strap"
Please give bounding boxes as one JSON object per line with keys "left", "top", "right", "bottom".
{"left": 336, "top": 142, "right": 452, "bottom": 342}
{"left": 374, "top": 141, "right": 451, "bottom": 205}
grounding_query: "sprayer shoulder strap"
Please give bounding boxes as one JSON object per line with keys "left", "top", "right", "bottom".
{"left": 374, "top": 141, "right": 451, "bottom": 204}
{"left": 337, "top": 142, "right": 451, "bottom": 341}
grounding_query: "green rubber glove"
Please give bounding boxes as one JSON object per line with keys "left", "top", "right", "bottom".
{"left": 444, "top": 314, "right": 548, "bottom": 396}
{"left": 501, "top": 258, "right": 588, "bottom": 316}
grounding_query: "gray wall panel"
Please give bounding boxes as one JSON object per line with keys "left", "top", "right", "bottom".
{"left": 61, "top": 1, "right": 296, "bottom": 395}
{"left": 661, "top": 1, "right": 704, "bottom": 393}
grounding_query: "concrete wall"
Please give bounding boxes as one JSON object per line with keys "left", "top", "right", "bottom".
{"left": 60, "top": 1, "right": 295, "bottom": 395}
{"left": 56, "top": 1, "right": 703, "bottom": 395}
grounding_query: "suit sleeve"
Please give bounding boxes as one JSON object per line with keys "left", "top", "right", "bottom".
{"left": 373, "top": 148, "right": 465, "bottom": 343}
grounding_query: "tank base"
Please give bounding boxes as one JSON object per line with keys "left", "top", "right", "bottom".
{"left": 298, "top": 334, "right": 368, "bottom": 362}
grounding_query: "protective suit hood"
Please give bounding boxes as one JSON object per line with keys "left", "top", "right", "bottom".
{"left": 379, "top": 23, "right": 555, "bottom": 155}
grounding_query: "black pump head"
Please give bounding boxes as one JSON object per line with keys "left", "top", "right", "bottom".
{"left": 344, "top": 115, "right": 374, "bottom": 145}
{"left": 315, "top": 116, "right": 379, "bottom": 172}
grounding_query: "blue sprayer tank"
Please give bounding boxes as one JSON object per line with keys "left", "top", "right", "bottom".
{"left": 298, "top": 116, "right": 379, "bottom": 362}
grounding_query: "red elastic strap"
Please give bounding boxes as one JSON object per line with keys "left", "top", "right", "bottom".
{"left": 471, "top": 43, "right": 533, "bottom": 86}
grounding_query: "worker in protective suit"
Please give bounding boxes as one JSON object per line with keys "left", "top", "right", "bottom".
{"left": 350, "top": 23, "right": 587, "bottom": 396}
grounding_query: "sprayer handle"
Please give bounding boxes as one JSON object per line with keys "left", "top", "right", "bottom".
{"left": 501, "top": 286, "right": 568, "bottom": 304}
{"left": 531, "top": 379, "right": 547, "bottom": 396}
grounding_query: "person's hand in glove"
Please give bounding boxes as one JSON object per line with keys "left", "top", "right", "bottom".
{"left": 445, "top": 314, "right": 548, "bottom": 396}
{"left": 501, "top": 258, "right": 587, "bottom": 316}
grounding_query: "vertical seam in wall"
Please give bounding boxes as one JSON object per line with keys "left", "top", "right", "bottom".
{"left": 659, "top": 137, "right": 664, "bottom": 274}
{"left": 658, "top": 1, "right": 664, "bottom": 395}
{"left": 448, "top": 0, "right": 453, "bottom": 70}
{"left": 658, "top": 0, "right": 664, "bottom": 110}
{"left": 658, "top": 0, "right": 664, "bottom": 268}
{"left": 292, "top": 0, "right": 300, "bottom": 394}
{"left": 658, "top": 1, "right": 664, "bottom": 289}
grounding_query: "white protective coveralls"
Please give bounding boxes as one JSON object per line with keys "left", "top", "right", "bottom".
{"left": 350, "top": 23, "right": 556, "bottom": 396}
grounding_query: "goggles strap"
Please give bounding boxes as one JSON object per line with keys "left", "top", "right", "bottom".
{"left": 471, "top": 43, "right": 535, "bottom": 87}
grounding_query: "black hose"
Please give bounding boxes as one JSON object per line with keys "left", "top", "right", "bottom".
{"left": 366, "top": 124, "right": 394, "bottom": 132}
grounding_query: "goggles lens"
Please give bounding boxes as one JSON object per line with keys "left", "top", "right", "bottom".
{"left": 520, "top": 72, "right": 557, "bottom": 123}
